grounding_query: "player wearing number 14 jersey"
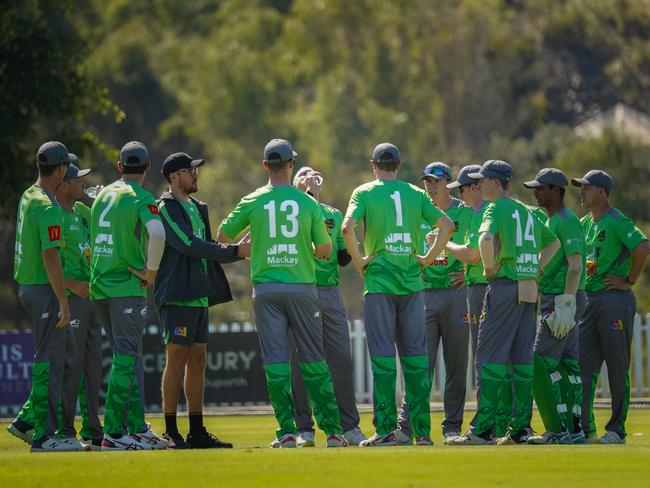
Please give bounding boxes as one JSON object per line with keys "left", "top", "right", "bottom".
{"left": 218, "top": 139, "right": 346, "bottom": 448}
{"left": 450, "top": 160, "right": 560, "bottom": 446}
{"left": 342, "top": 143, "right": 454, "bottom": 446}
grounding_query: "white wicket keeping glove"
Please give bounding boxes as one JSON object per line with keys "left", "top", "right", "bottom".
{"left": 552, "top": 294, "right": 577, "bottom": 339}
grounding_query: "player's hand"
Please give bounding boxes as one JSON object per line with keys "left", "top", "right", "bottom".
{"left": 414, "top": 254, "right": 432, "bottom": 267}
{"left": 484, "top": 263, "right": 502, "bottom": 278}
{"left": 355, "top": 254, "right": 377, "bottom": 275}
{"left": 306, "top": 172, "right": 323, "bottom": 193}
{"left": 237, "top": 232, "right": 251, "bottom": 258}
{"left": 604, "top": 274, "right": 629, "bottom": 291}
{"left": 129, "top": 267, "right": 157, "bottom": 288}
{"left": 56, "top": 300, "right": 71, "bottom": 328}
{"left": 426, "top": 229, "right": 439, "bottom": 246}
{"left": 450, "top": 271, "right": 465, "bottom": 289}
{"left": 67, "top": 279, "right": 90, "bottom": 299}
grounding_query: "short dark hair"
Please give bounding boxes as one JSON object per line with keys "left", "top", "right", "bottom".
{"left": 547, "top": 184, "right": 566, "bottom": 200}
{"left": 373, "top": 161, "right": 400, "bottom": 172}
{"left": 122, "top": 164, "right": 148, "bottom": 175}
{"left": 267, "top": 160, "right": 293, "bottom": 173}
{"left": 498, "top": 179, "right": 509, "bottom": 190}
{"left": 37, "top": 163, "right": 64, "bottom": 177}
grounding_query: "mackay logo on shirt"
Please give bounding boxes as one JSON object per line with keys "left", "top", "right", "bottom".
{"left": 48, "top": 225, "right": 61, "bottom": 242}
{"left": 266, "top": 243, "right": 299, "bottom": 266}
{"left": 384, "top": 232, "right": 412, "bottom": 254}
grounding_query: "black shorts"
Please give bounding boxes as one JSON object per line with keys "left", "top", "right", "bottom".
{"left": 160, "top": 305, "right": 209, "bottom": 345}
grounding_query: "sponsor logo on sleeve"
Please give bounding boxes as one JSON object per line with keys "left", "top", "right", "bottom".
{"left": 147, "top": 204, "right": 160, "bottom": 215}
{"left": 48, "top": 225, "right": 61, "bottom": 241}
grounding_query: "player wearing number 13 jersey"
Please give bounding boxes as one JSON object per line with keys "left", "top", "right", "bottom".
{"left": 342, "top": 143, "right": 454, "bottom": 446}
{"left": 90, "top": 141, "right": 167, "bottom": 451}
{"left": 218, "top": 139, "right": 346, "bottom": 448}
{"left": 450, "top": 160, "right": 560, "bottom": 446}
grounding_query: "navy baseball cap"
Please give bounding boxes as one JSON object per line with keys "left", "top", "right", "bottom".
{"left": 447, "top": 164, "right": 481, "bottom": 189}
{"left": 469, "top": 160, "right": 513, "bottom": 182}
{"left": 523, "top": 168, "right": 568, "bottom": 188}
{"left": 571, "top": 170, "right": 614, "bottom": 192}
{"left": 120, "top": 141, "right": 149, "bottom": 167}
{"left": 37, "top": 141, "right": 70, "bottom": 166}
{"left": 264, "top": 139, "right": 297, "bottom": 164}
{"left": 372, "top": 142, "right": 400, "bottom": 164}
{"left": 421, "top": 162, "right": 452, "bottom": 181}
{"left": 63, "top": 162, "right": 91, "bottom": 182}
{"left": 161, "top": 152, "right": 205, "bottom": 177}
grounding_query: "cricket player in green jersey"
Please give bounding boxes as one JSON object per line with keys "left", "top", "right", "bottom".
{"left": 396, "top": 162, "right": 473, "bottom": 444}
{"left": 55, "top": 157, "right": 105, "bottom": 450}
{"left": 444, "top": 165, "right": 488, "bottom": 357}
{"left": 284, "top": 166, "right": 367, "bottom": 448}
{"left": 156, "top": 152, "right": 248, "bottom": 449}
{"left": 342, "top": 143, "right": 454, "bottom": 447}
{"left": 571, "top": 170, "right": 650, "bottom": 444}
{"left": 218, "top": 139, "right": 348, "bottom": 448}
{"left": 523, "top": 168, "right": 587, "bottom": 445}
{"left": 90, "top": 141, "right": 168, "bottom": 451}
{"left": 8, "top": 141, "right": 76, "bottom": 452}
{"left": 449, "top": 160, "right": 560, "bottom": 446}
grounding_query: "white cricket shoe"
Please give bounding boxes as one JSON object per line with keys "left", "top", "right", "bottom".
{"left": 393, "top": 429, "right": 413, "bottom": 446}
{"left": 59, "top": 436, "right": 84, "bottom": 451}
{"left": 359, "top": 432, "right": 398, "bottom": 447}
{"left": 326, "top": 434, "right": 349, "bottom": 448}
{"left": 443, "top": 431, "right": 460, "bottom": 445}
{"left": 131, "top": 428, "right": 169, "bottom": 450}
{"left": 447, "top": 431, "right": 495, "bottom": 446}
{"left": 343, "top": 426, "right": 367, "bottom": 446}
{"left": 296, "top": 430, "right": 315, "bottom": 448}
{"left": 270, "top": 433, "right": 296, "bottom": 448}
{"left": 598, "top": 431, "right": 625, "bottom": 444}
{"left": 527, "top": 431, "right": 572, "bottom": 445}
{"left": 31, "top": 437, "right": 82, "bottom": 453}
{"left": 101, "top": 434, "right": 144, "bottom": 451}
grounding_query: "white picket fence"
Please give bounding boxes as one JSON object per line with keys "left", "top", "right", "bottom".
{"left": 348, "top": 314, "right": 650, "bottom": 403}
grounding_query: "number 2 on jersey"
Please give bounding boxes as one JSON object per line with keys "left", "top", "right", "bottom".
{"left": 98, "top": 191, "right": 117, "bottom": 228}
{"left": 264, "top": 200, "right": 299, "bottom": 238}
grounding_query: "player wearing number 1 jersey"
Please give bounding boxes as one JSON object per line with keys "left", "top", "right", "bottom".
{"left": 450, "top": 160, "right": 560, "bottom": 446}
{"left": 342, "top": 143, "right": 454, "bottom": 447}
{"left": 218, "top": 139, "right": 347, "bottom": 448}
{"left": 90, "top": 141, "right": 167, "bottom": 451}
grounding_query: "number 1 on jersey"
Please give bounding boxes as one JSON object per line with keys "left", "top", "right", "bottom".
{"left": 390, "top": 191, "right": 403, "bottom": 227}
{"left": 264, "top": 199, "right": 299, "bottom": 238}
{"left": 511, "top": 209, "right": 536, "bottom": 247}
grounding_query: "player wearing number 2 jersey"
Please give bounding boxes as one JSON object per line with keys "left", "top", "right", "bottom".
{"left": 449, "top": 160, "right": 559, "bottom": 446}
{"left": 342, "top": 143, "right": 454, "bottom": 447}
{"left": 90, "top": 141, "right": 167, "bottom": 451}
{"left": 218, "top": 139, "right": 347, "bottom": 448}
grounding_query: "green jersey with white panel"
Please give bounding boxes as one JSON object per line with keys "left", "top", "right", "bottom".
{"left": 316, "top": 203, "right": 346, "bottom": 287}
{"left": 345, "top": 179, "right": 444, "bottom": 295}
{"left": 89, "top": 180, "right": 161, "bottom": 300}
{"left": 220, "top": 185, "right": 330, "bottom": 285}
{"left": 479, "top": 197, "right": 557, "bottom": 281}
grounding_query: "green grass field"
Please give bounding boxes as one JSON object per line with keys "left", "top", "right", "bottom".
{"left": 2, "top": 409, "right": 650, "bottom": 487}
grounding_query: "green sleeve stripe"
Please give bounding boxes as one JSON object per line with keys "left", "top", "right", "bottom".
{"left": 160, "top": 205, "right": 192, "bottom": 247}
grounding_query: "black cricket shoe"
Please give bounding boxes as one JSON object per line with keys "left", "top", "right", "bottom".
{"left": 163, "top": 431, "right": 188, "bottom": 449}
{"left": 7, "top": 419, "right": 34, "bottom": 445}
{"left": 186, "top": 428, "right": 233, "bottom": 449}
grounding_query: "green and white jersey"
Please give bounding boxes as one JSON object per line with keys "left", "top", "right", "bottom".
{"left": 14, "top": 185, "right": 63, "bottom": 285}
{"left": 61, "top": 202, "right": 92, "bottom": 291}
{"left": 421, "top": 198, "right": 473, "bottom": 289}
{"left": 345, "top": 179, "right": 444, "bottom": 295}
{"left": 582, "top": 207, "right": 647, "bottom": 293}
{"left": 220, "top": 185, "right": 330, "bottom": 285}
{"left": 465, "top": 201, "right": 489, "bottom": 286}
{"left": 479, "top": 197, "right": 557, "bottom": 281}
{"left": 161, "top": 197, "right": 209, "bottom": 307}
{"left": 540, "top": 207, "right": 586, "bottom": 294}
{"left": 89, "top": 179, "right": 161, "bottom": 300}
{"left": 316, "top": 203, "right": 345, "bottom": 287}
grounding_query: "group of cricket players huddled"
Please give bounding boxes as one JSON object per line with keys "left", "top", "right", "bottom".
{"left": 7, "top": 136, "right": 649, "bottom": 452}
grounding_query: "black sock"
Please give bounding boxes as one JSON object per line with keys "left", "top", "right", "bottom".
{"left": 165, "top": 413, "right": 178, "bottom": 434}
{"left": 189, "top": 412, "right": 203, "bottom": 435}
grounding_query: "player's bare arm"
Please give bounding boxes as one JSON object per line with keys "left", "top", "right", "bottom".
{"left": 43, "top": 247, "right": 70, "bottom": 328}
{"left": 478, "top": 231, "right": 500, "bottom": 278}
{"left": 341, "top": 216, "right": 376, "bottom": 275}
{"left": 445, "top": 241, "right": 481, "bottom": 265}
{"left": 605, "top": 239, "right": 650, "bottom": 290}
{"left": 564, "top": 253, "right": 583, "bottom": 295}
{"left": 65, "top": 278, "right": 89, "bottom": 299}
{"left": 415, "top": 214, "right": 453, "bottom": 267}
